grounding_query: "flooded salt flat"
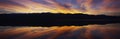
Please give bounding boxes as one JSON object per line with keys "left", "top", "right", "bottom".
{"left": 0, "top": 23, "right": 120, "bottom": 39}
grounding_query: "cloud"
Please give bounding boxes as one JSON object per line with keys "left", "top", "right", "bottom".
{"left": 0, "top": 9, "right": 14, "bottom": 13}
{"left": 0, "top": 0, "right": 120, "bottom": 16}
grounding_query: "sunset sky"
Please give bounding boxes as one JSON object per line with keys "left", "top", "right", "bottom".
{"left": 0, "top": 0, "right": 120, "bottom": 16}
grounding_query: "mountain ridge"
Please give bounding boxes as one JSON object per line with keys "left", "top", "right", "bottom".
{"left": 0, "top": 12, "right": 120, "bottom": 26}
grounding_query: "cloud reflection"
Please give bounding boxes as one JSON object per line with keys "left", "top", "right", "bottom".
{"left": 0, "top": 24, "right": 120, "bottom": 39}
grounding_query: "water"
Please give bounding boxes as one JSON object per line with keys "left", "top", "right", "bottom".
{"left": 0, "top": 23, "right": 120, "bottom": 39}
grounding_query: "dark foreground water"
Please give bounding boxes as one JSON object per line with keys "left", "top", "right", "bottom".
{"left": 0, "top": 23, "right": 120, "bottom": 39}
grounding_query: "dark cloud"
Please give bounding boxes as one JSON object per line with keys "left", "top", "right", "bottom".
{"left": 0, "top": 0, "right": 25, "bottom": 7}
{"left": 0, "top": 9, "right": 14, "bottom": 13}
{"left": 103, "top": 12, "right": 120, "bottom": 16}
{"left": 91, "top": 0, "right": 104, "bottom": 9}
{"left": 31, "top": 0, "right": 51, "bottom": 5}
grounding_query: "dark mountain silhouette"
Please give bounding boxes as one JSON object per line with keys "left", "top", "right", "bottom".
{"left": 0, "top": 12, "right": 120, "bottom": 26}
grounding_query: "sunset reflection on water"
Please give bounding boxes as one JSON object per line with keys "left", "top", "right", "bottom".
{"left": 0, "top": 24, "right": 120, "bottom": 39}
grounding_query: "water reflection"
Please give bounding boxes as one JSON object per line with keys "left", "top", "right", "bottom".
{"left": 0, "top": 23, "right": 120, "bottom": 39}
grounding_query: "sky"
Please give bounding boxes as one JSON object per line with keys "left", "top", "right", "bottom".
{"left": 0, "top": 0, "right": 120, "bottom": 16}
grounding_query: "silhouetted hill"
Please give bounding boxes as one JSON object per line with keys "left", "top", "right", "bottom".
{"left": 0, "top": 12, "right": 120, "bottom": 26}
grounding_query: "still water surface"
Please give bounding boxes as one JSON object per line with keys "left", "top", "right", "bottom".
{"left": 0, "top": 23, "right": 120, "bottom": 39}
